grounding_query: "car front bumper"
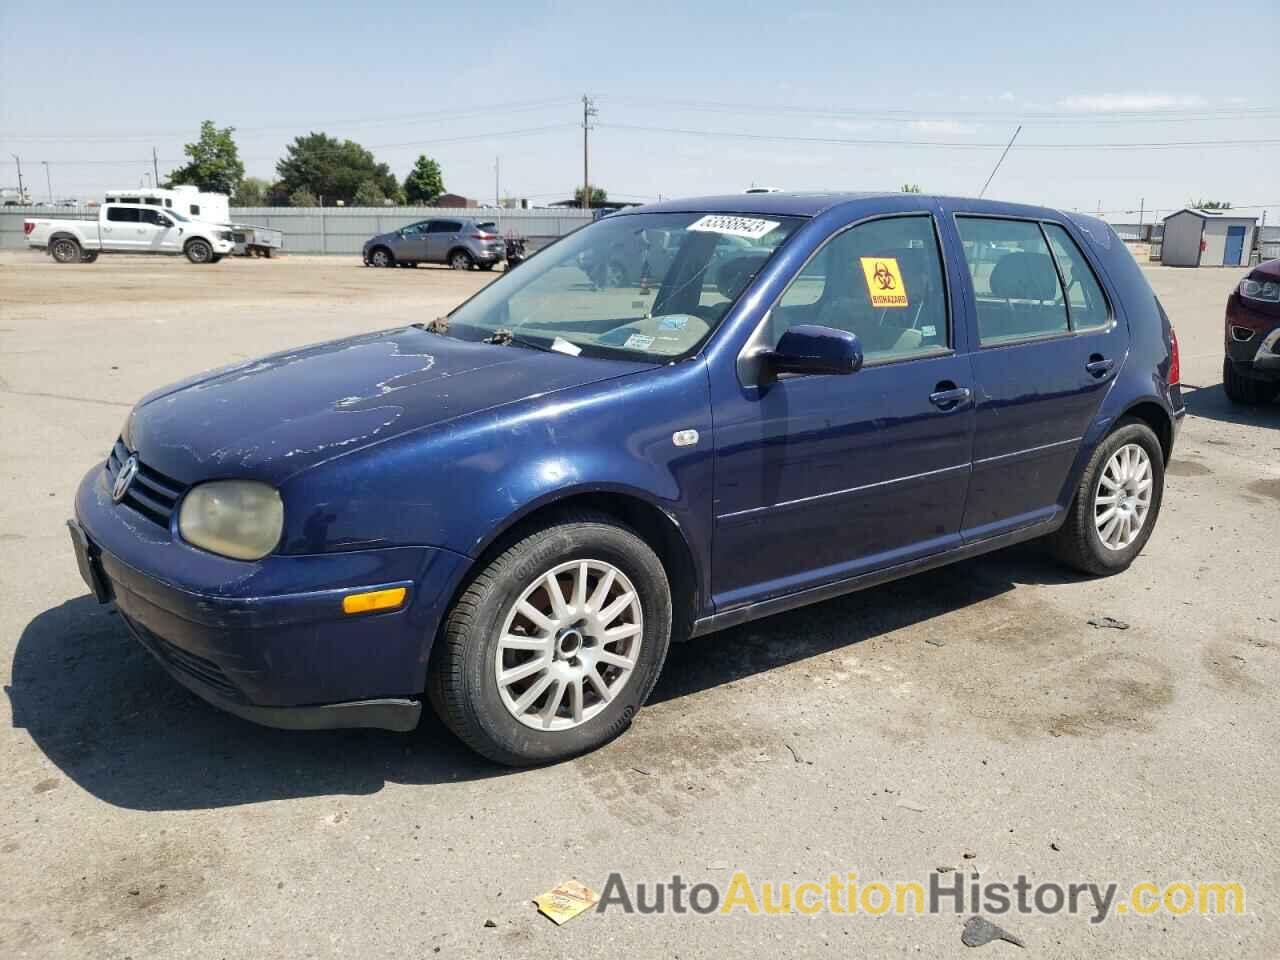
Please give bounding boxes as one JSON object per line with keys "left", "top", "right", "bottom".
{"left": 1226, "top": 295, "right": 1280, "bottom": 380}
{"left": 71, "top": 462, "right": 469, "bottom": 732}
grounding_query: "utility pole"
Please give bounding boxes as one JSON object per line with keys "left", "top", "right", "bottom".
{"left": 582, "top": 95, "right": 597, "bottom": 210}
{"left": 41, "top": 161, "right": 52, "bottom": 203}
{"left": 9, "top": 154, "right": 23, "bottom": 202}
{"left": 495, "top": 155, "right": 500, "bottom": 208}
{"left": 152, "top": 146, "right": 160, "bottom": 187}
{"left": 1137, "top": 197, "right": 1145, "bottom": 240}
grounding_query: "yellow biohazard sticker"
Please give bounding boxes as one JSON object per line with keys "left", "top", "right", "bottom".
{"left": 860, "top": 257, "right": 909, "bottom": 308}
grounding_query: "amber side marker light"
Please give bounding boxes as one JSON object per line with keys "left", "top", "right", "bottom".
{"left": 342, "top": 587, "right": 407, "bottom": 615}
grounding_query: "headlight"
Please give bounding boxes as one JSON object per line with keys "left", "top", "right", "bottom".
{"left": 1240, "top": 278, "right": 1280, "bottom": 303}
{"left": 178, "top": 480, "right": 283, "bottom": 560}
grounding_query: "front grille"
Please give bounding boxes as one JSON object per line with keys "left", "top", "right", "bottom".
{"left": 107, "top": 439, "right": 187, "bottom": 528}
{"left": 124, "top": 613, "right": 247, "bottom": 704}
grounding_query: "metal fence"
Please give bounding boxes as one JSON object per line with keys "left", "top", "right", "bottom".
{"left": 0, "top": 205, "right": 593, "bottom": 253}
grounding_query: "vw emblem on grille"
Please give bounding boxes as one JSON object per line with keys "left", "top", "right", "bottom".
{"left": 112, "top": 455, "right": 140, "bottom": 503}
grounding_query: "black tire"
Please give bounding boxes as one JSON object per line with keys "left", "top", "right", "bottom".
{"left": 1049, "top": 418, "right": 1165, "bottom": 576}
{"left": 80, "top": 251, "right": 99, "bottom": 264}
{"left": 50, "top": 237, "right": 82, "bottom": 264}
{"left": 210, "top": 254, "right": 223, "bottom": 264}
{"left": 369, "top": 247, "right": 394, "bottom": 268}
{"left": 185, "top": 238, "right": 213, "bottom": 264}
{"left": 1222, "top": 356, "right": 1279, "bottom": 405}
{"left": 478, "top": 262, "right": 495, "bottom": 271}
{"left": 428, "top": 512, "right": 672, "bottom": 766}
{"left": 449, "top": 249, "right": 474, "bottom": 271}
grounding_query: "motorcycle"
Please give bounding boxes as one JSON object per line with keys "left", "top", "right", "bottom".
{"left": 504, "top": 236, "right": 527, "bottom": 270}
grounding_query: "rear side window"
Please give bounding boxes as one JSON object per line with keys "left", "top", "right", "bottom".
{"left": 1043, "top": 223, "right": 1110, "bottom": 331}
{"left": 957, "top": 217, "right": 1067, "bottom": 345}
{"left": 107, "top": 207, "right": 140, "bottom": 223}
{"left": 428, "top": 221, "right": 461, "bottom": 234}
{"left": 772, "top": 215, "right": 949, "bottom": 363}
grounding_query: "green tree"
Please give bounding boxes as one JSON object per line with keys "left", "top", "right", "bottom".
{"left": 404, "top": 155, "right": 445, "bottom": 204}
{"left": 901, "top": 183, "right": 922, "bottom": 193}
{"left": 353, "top": 180, "right": 387, "bottom": 206}
{"left": 168, "top": 121, "right": 245, "bottom": 196}
{"left": 288, "top": 188, "right": 319, "bottom": 208}
{"left": 275, "top": 132, "right": 401, "bottom": 206}
{"left": 231, "top": 176, "right": 271, "bottom": 206}
{"left": 574, "top": 184, "right": 608, "bottom": 208}
{"left": 1190, "top": 199, "right": 1231, "bottom": 210}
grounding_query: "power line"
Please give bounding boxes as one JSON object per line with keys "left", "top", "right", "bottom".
{"left": 597, "top": 121, "right": 1280, "bottom": 150}
{"left": 595, "top": 94, "right": 1280, "bottom": 124}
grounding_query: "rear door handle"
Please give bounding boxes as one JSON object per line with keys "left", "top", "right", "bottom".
{"left": 929, "top": 385, "right": 972, "bottom": 410}
{"left": 1086, "top": 356, "right": 1115, "bottom": 379}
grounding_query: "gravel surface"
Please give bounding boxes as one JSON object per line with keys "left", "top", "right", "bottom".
{"left": 1, "top": 251, "right": 1276, "bottom": 958}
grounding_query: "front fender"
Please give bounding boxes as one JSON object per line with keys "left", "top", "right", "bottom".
{"left": 277, "top": 359, "right": 715, "bottom": 567}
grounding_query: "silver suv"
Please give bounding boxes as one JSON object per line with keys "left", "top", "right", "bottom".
{"left": 362, "top": 218, "right": 506, "bottom": 270}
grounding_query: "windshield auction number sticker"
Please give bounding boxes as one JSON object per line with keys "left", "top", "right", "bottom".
{"left": 687, "top": 215, "right": 780, "bottom": 240}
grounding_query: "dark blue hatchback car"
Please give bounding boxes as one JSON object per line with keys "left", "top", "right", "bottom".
{"left": 70, "top": 192, "right": 1184, "bottom": 764}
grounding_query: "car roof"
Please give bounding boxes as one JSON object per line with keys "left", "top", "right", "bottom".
{"left": 620, "top": 191, "right": 1081, "bottom": 225}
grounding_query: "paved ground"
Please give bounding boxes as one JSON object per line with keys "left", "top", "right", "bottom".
{"left": 1, "top": 252, "right": 1276, "bottom": 958}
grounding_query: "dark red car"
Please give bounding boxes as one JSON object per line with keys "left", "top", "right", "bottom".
{"left": 1224, "top": 258, "right": 1280, "bottom": 405}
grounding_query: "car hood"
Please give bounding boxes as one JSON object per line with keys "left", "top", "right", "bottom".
{"left": 128, "top": 327, "right": 652, "bottom": 486}
{"left": 1248, "top": 258, "right": 1280, "bottom": 282}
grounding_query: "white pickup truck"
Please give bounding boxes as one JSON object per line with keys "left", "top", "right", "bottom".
{"left": 24, "top": 202, "right": 236, "bottom": 264}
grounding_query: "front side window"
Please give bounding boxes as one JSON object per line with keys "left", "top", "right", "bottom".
{"left": 1042, "top": 223, "right": 1110, "bottom": 331}
{"left": 770, "top": 215, "right": 949, "bottom": 362}
{"left": 139, "top": 209, "right": 170, "bottom": 226}
{"left": 957, "top": 217, "right": 1068, "bottom": 345}
{"left": 445, "top": 211, "right": 804, "bottom": 360}
{"left": 107, "top": 206, "right": 140, "bottom": 223}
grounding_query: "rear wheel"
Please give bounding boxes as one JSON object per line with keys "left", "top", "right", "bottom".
{"left": 1049, "top": 419, "right": 1164, "bottom": 576}
{"left": 449, "top": 249, "right": 474, "bottom": 271}
{"left": 50, "top": 237, "right": 82, "bottom": 263}
{"left": 185, "top": 239, "right": 213, "bottom": 264}
{"left": 429, "top": 513, "right": 672, "bottom": 766}
{"left": 1223, "top": 356, "right": 1279, "bottom": 405}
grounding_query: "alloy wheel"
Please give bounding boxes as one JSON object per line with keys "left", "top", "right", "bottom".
{"left": 1094, "top": 443, "right": 1153, "bottom": 550}
{"left": 494, "top": 559, "right": 643, "bottom": 731}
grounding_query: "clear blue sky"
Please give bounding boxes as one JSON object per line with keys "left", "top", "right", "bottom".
{"left": 2, "top": 0, "right": 1277, "bottom": 222}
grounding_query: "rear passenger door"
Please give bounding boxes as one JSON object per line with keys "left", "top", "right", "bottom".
{"left": 101, "top": 206, "right": 142, "bottom": 250}
{"left": 426, "top": 220, "right": 462, "bottom": 262}
{"left": 953, "top": 213, "right": 1128, "bottom": 540}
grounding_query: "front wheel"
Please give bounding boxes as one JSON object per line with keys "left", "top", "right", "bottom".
{"left": 429, "top": 513, "right": 672, "bottom": 766}
{"left": 1049, "top": 419, "right": 1164, "bottom": 576}
{"left": 185, "top": 239, "right": 213, "bottom": 264}
{"left": 50, "top": 237, "right": 83, "bottom": 263}
{"left": 368, "top": 247, "right": 393, "bottom": 268}
{"left": 1223, "top": 356, "right": 1279, "bottom": 405}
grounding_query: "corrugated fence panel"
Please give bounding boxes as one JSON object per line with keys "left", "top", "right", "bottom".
{"left": 0, "top": 205, "right": 593, "bottom": 252}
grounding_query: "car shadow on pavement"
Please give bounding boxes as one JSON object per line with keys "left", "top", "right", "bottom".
{"left": 1181, "top": 382, "right": 1279, "bottom": 429}
{"left": 10, "top": 544, "right": 1082, "bottom": 811}
{"left": 651, "top": 542, "right": 1080, "bottom": 705}
{"left": 7, "top": 595, "right": 503, "bottom": 811}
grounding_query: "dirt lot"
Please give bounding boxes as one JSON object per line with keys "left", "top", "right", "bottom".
{"left": 1, "top": 252, "right": 1277, "bottom": 958}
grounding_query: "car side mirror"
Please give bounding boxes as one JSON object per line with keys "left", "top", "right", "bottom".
{"left": 766, "top": 325, "right": 864, "bottom": 376}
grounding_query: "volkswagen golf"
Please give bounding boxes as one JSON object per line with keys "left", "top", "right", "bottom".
{"left": 69, "top": 192, "right": 1184, "bottom": 765}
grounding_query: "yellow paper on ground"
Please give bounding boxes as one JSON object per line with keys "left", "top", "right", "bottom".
{"left": 533, "top": 879, "right": 600, "bottom": 925}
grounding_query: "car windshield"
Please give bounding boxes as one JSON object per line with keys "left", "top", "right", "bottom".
{"left": 443, "top": 211, "right": 805, "bottom": 361}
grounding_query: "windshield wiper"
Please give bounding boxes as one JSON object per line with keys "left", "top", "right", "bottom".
{"left": 483, "top": 328, "right": 552, "bottom": 352}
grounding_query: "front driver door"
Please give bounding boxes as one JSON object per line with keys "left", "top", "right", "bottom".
{"left": 395, "top": 221, "right": 430, "bottom": 261}
{"left": 711, "top": 213, "right": 975, "bottom": 611}
{"left": 140, "top": 209, "right": 180, "bottom": 252}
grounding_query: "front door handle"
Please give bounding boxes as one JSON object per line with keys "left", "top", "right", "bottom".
{"left": 929, "top": 384, "right": 972, "bottom": 410}
{"left": 1086, "top": 355, "right": 1115, "bottom": 379}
